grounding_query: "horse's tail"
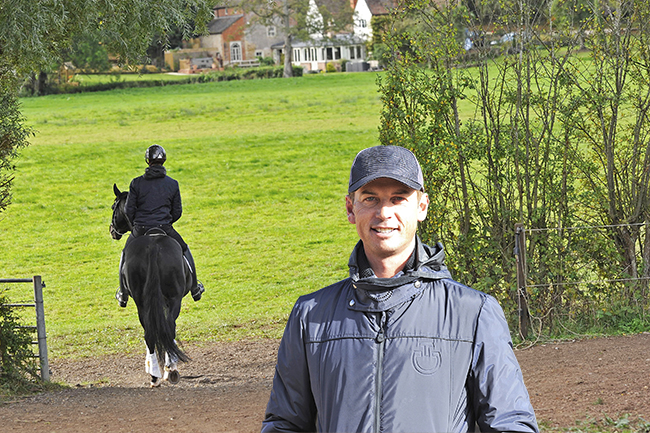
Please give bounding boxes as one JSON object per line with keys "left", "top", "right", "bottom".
{"left": 142, "top": 244, "right": 188, "bottom": 363}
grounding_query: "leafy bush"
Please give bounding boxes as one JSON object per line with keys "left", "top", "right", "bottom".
{"left": 257, "top": 56, "right": 275, "bottom": 66}
{"left": 0, "top": 292, "right": 41, "bottom": 396}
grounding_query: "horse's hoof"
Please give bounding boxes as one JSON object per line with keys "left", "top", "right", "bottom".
{"left": 164, "top": 368, "right": 181, "bottom": 385}
{"left": 150, "top": 377, "right": 162, "bottom": 388}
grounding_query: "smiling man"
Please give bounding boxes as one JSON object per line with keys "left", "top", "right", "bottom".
{"left": 262, "top": 146, "right": 539, "bottom": 433}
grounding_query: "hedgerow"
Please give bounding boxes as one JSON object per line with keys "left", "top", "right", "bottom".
{"left": 30, "top": 65, "right": 305, "bottom": 96}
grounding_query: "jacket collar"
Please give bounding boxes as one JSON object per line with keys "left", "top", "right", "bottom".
{"left": 347, "top": 236, "right": 452, "bottom": 312}
{"left": 144, "top": 165, "right": 166, "bottom": 180}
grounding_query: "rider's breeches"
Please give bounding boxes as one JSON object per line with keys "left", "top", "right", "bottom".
{"left": 128, "top": 224, "right": 188, "bottom": 251}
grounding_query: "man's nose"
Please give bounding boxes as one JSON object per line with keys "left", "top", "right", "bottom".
{"left": 377, "top": 201, "right": 394, "bottom": 219}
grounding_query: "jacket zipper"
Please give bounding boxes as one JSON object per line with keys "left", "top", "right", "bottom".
{"left": 374, "top": 312, "right": 387, "bottom": 433}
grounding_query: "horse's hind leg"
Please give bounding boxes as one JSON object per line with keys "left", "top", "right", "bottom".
{"left": 145, "top": 344, "right": 163, "bottom": 387}
{"left": 163, "top": 347, "right": 181, "bottom": 384}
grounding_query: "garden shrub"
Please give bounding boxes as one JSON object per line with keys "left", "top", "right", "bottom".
{"left": 0, "top": 292, "right": 41, "bottom": 396}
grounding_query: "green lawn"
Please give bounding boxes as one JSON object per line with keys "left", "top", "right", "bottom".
{"left": 0, "top": 72, "right": 383, "bottom": 358}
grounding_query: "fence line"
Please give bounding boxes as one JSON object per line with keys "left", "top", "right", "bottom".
{"left": 0, "top": 276, "right": 49, "bottom": 381}
{"left": 514, "top": 222, "right": 650, "bottom": 339}
{"left": 525, "top": 277, "right": 650, "bottom": 288}
{"left": 524, "top": 222, "right": 648, "bottom": 233}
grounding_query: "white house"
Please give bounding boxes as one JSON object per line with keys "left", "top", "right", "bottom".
{"left": 353, "top": 0, "right": 395, "bottom": 42}
{"left": 274, "top": 34, "right": 367, "bottom": 71}
{"left": 270, "top": 0, "right": 369, "bottom": 71}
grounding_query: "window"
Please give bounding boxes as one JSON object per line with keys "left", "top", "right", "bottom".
{"left": 311, "top": 48, "right": 317, "bottom": 61}
{"left": 334, "top": 47, "right": 341, "bottom": 60}
{"left": 350, "top": 46, "right": 356, "bottom": 59}
{"left": 304, "top": 48, "right": 310, "bottom": 61}
{"left": 359, "top": 19, "right": 367, "bottom": 28}
{"left": 326, "top": 47, "right": 333, "bottom": 60}
{"left": 267, "top": 26, "right": 276, "bottom": 37}
{"left": 255, "top": 50, "right": 263, "bottom": 58}
{"left": 293, "top": 48, "right": 301, "bottom": 62}
{"left": 230, "top": 42, "right": 242, "bottom": 61}
{"left": 357, "top": 46, "right": 362, "bottom": 59}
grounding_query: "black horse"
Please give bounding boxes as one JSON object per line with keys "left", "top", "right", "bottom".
{"left": 110, "top": 184, "right": 191, "bottom": 386}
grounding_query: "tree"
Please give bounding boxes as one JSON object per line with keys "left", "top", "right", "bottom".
{"left": 241, "top": 0, "right": 353, "bottom": 77}
{"left": 557, "top": 0, "right": 650, "bottom": 305}
{"left": 0, "top": 0, "right": 212, "bottom": 213}
{"left": 0, "top": 67, "right": 31, "bottom": 214}
{"left": 377, "top": 0, "right": 650, "bottom": 337}
{"left": 66, "top": 31, "right": 112, "bottom": 73}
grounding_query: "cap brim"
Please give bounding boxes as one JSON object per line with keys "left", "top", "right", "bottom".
{"left": 348, "top": 174, "right": 423, "bottom": 193}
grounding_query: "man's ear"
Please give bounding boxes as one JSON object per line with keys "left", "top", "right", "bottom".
{"left": 418, "top": 193, "right": 430, "bottom": 222}
{"left": 345, "top": 195, "right": 356, "bottom": 224}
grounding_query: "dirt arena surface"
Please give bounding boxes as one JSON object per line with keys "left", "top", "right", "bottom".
{"left": 1, "top": 334, "right": 649, "bottom": 432}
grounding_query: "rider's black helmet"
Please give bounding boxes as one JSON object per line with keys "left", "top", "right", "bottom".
{"left": 145, "top": 144, "right": 166, "bottom": 165}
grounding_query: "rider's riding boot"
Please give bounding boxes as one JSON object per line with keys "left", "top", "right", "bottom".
{"left": 183, "top": 247, "right": 205, "bottom": 301}
{"left": 115, "top": 287, "right": 128, "bottom": 307}
{"left": 116, "top": 251, "right": 128, "bottom": 307}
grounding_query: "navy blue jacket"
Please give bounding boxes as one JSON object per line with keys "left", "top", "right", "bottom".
{"left": 125, "top": 165, "right": 182, "bottom": 227}
{"left": 263, "top": 239, "right": 539, "bottom": 433}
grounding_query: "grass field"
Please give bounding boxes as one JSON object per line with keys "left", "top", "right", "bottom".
{"left": 0, "top": 72, "right": 383, "bottom": 358}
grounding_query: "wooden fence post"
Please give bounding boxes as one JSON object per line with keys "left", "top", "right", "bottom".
{"left": 514, "top": 224, "right": 531, "bottom": 339}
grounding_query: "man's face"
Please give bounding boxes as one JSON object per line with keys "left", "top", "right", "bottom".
{"left": 346, "top": 177, "right": 429, "bottom": 265}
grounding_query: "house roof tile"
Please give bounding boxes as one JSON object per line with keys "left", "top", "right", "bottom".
{"left": 364, "top": 0, "right": 396, "bottom": 15}
{"left": 207, "top": 14, "right": 244, "bottom": 34}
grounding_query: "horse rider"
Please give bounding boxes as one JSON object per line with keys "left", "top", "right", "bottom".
{"left": 115, "top": 144, "right": 205, "bottom": 307}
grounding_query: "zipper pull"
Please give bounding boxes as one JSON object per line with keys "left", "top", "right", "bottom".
{"left": 376, "top": 312, "right": 387, "bottom": 343}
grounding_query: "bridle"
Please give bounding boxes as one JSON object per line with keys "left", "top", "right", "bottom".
{"left": 110, "top": 195, "right": 132, "bottom": 238}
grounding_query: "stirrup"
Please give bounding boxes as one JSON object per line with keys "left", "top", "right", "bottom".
{"left": 192, "top": 282, "right": 205, "bottom": 301}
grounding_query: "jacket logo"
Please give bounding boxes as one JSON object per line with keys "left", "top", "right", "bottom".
{"left": 412, "top": 343, "right": 442, "bottom": 376}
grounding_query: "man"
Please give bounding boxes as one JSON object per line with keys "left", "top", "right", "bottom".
{"left": 262, "top": 145, "right": 538, "bottom": 433}
{"left": 115, "top": 144, "right": 205, "bottom": 307}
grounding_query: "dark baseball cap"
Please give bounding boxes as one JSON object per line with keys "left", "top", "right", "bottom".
{"left": 348, "top": 145, "right": 424, "bottom": 193}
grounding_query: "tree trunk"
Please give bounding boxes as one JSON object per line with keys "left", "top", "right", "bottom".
{"left": 283, "top": 1, "right": 293, "bottom": 78}
{"left": 38, "top": 71, "right": 47, "bottom": 96}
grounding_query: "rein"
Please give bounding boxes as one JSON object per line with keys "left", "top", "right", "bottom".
{"left": 112, "top": 195, "right": 132, "bottom": 237}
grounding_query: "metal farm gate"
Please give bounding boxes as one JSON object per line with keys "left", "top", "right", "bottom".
{"left": 0, "top": 276, "right": 49, "bottom": 381}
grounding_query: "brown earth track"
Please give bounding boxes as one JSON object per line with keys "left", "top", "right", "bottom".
{"left": 1, "top": 334, "right": 649, "bottom": 432}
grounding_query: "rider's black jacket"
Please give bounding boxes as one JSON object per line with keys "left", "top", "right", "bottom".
{"left": 125, "top": 165, "right": 182, "bottom": 228}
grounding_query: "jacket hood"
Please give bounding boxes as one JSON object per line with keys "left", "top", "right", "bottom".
{"left": 347, "top": 236, "right": 453, "bottom": 312}
{"left": 144, "top": 165, "right": 166, "bottom": 180}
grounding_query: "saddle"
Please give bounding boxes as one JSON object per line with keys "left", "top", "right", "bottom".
{"left": 144, "top": 227, "right": 168, "bottom": 236}
{"left": 142, "top": 227, "right": 193, "bottom": 274}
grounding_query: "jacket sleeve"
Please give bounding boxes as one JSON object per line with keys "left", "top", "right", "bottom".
{"left": 262, "top": 301, "right": 317, "bottom": 432}
{"left": 170, "top": 181, "right": 182, "bottom": 224}
{"left": 469, "top": 296, "right": 539, "bottom": 433}
{"left": 125, "top": 178, "right": 138, "bottom": 226}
